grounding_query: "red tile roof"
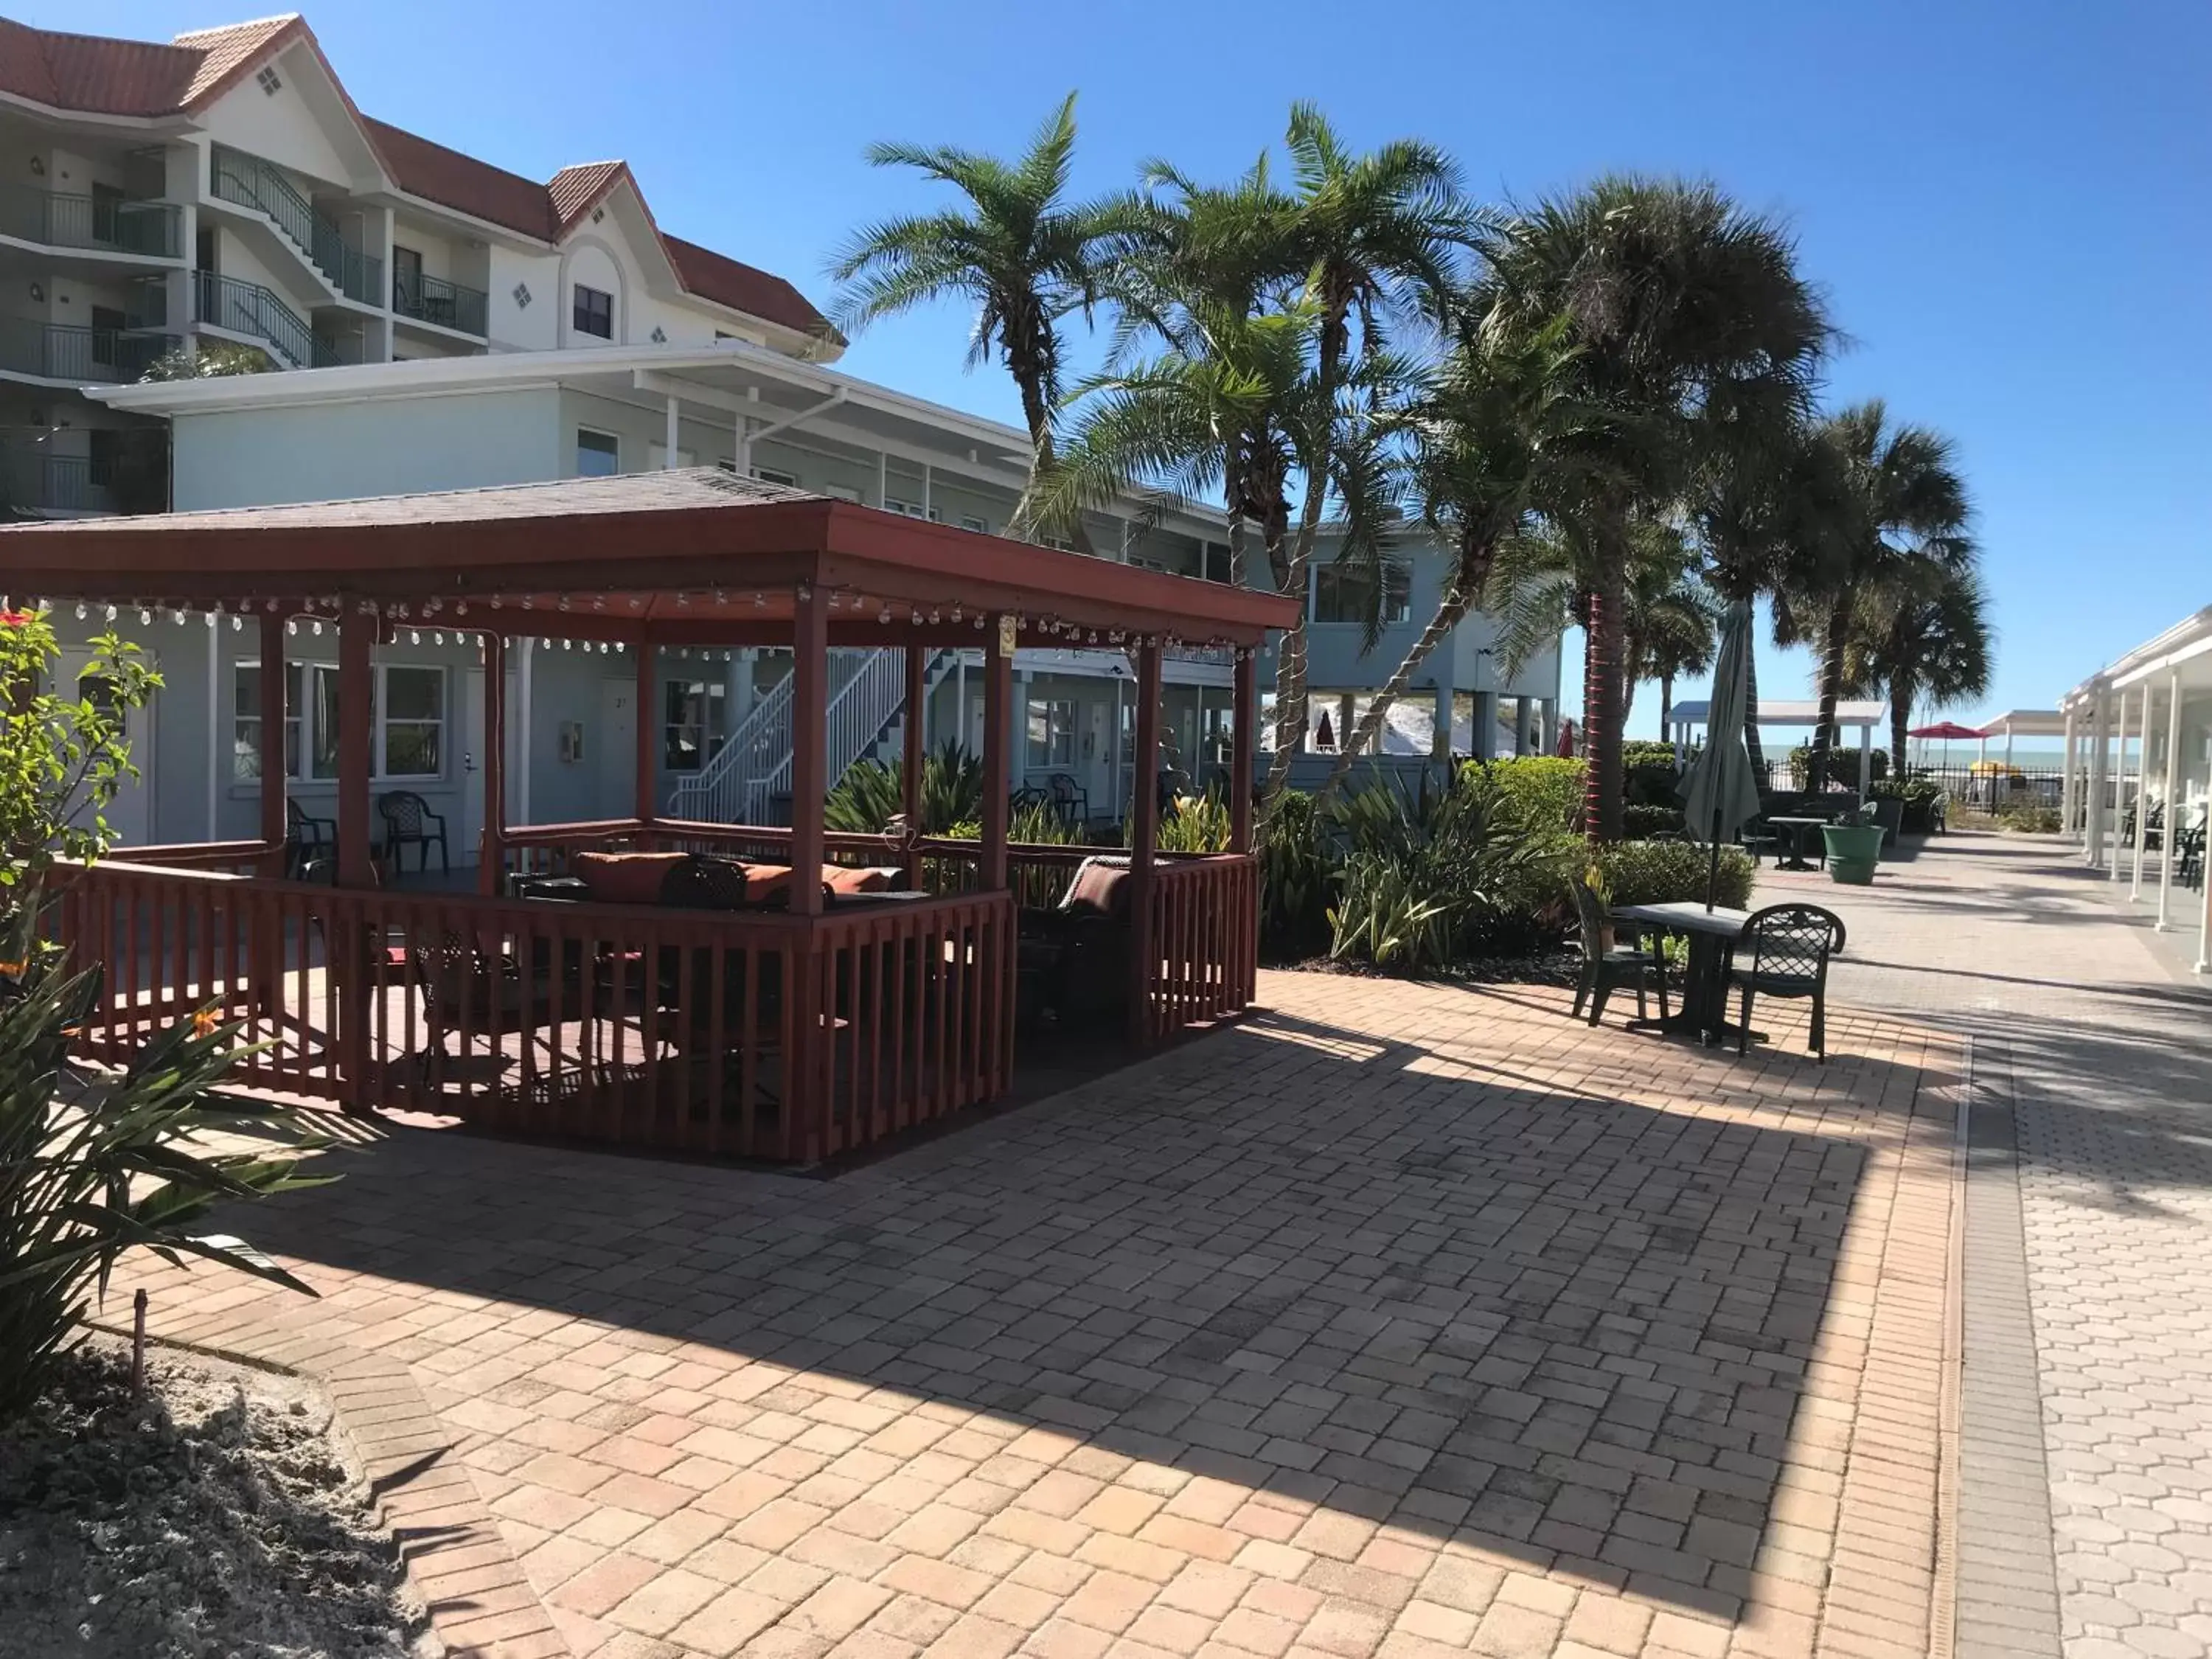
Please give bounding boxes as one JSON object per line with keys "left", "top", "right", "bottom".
{"left": 0, "top": 13, "right": 834, "bottom": 343}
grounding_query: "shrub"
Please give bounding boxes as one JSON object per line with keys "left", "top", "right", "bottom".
{"left": 1790, "top": 742, "right": 1889, "bottom": 787}
{"left": 1, "top": 607, "right": 329, "bottom": 1419}
{"left": 1622, "top": 804, "right": 1687, "bottom": 840}
{"left": 1132, "top": 790, "right": 1233, "bottom": 854}
{"left": 824, "top": 740, "right": 982, "bottom": 835}
{"left": 1481, "top": 757, "right": 1585, "bottom": 832}
{"left": 1593, "top": 838, "right": 1756, "bottom": 911}
{"left": 1324, "top": 768, "right": 1568, "bottom": 972}
{"left": 1257, "top": 790, "right": 1332, "bottom": 961}
{"left": 1997, "top": 804, "right": 2061, "bottom": 835}
{"left": 1620, "top": 740, "right": 1681, "bottom": 771}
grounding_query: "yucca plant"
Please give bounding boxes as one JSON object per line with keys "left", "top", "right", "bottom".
{"left": 1256, "top": 790, "right": 1333, "bottom": 961}
{"left": 1130, "top": 790, "right": 1234, "bottom": 854}
{"left": 824, "top": 740, "right": 985, "bottom": 835}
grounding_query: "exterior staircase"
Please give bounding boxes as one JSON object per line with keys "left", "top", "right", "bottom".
{"left": 209, "top": 145, "right": 383, "bottom": 306}
{"left": 667, "top": 647, "right": 957, "bottom": 825}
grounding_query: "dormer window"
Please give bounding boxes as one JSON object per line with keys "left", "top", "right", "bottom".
{"left": 573, "top": 283, "right": 613, "bottom": 339}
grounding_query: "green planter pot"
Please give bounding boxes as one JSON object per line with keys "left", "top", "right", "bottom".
{"left": 1823, "top": 823, "right": 1885, "bottom": 886}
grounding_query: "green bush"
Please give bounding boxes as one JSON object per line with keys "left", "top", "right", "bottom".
{"left": 1593, "top": 838, "right": 1756, "bottom": 911}
{"left": 1620, "top": 740, "right": 1681, "bottom": 770}
{"left": 1997, "top": 804, "right": 2060, "bottom": 835}
{"left": 1324, "top": 768, "right": 1569, "bottom": 971}
{"left": 1622, "top": 804, "right": 1687, "bottom": 840}
{"left": 1790, "top": 742, "right": 1889, "bottom": 787}
{"left": 1257, "top": 791, "right": 1334, "bottom": 961}
{"left": 1481, "top": 757, "right": 1585, "bottom": 832}
{"left": 824, "top": 739, "right": 983, "bottom": 835}
{"left": 1132, "top": 788, "right": 1232, "bottom": 854}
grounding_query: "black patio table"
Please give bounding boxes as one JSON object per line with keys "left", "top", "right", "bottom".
{"left": 1611, "top": 900, "right": 1753, "bottom": 1046}
{"left": 1764, "top": 816, "right": 1828, "bottom": 872}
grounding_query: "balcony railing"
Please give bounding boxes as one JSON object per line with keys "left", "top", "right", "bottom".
{"left": 209, "top": 145, "right": 382, "bottom": 306}
{"left": 194, "top": 270, "right": 339, "bottom": 369}
{"left": 0, "top": 427, "right": 167, "bottom": 517}
{"left": 392, "top": 270, "right": 488, "bottom": 337}
{"left": 0, "top": 184, "right": 181, "bottom": 259}
{"left": 0, "top": 319, "right": 181, "bottom": 383}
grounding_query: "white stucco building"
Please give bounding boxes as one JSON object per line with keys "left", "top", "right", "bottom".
{"left": 7, "top": 10, "right": 1559, "bottom": 857}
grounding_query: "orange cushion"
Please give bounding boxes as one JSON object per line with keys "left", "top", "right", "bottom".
{"left": 741, "top": 863, "right": 795, "bottom": 904}
{"left": 824, "top": 866, "right": 899, "bottom": 894}
{"left": 572, "top": 851, "right": 686, "bottom": 905}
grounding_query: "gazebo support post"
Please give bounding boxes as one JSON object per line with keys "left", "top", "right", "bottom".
{"left": 633, "top": 635, "right": 656, "bottom": 827}
{"left": 337, "top": 613, "right": 373, "bottom": 888}
{"left": 901, "top": 643, "right": 926, "bottom": 888}
{"left": 258, "top": 616, "right": 287, "bottom": 879}
{"left": 787, "top": 582, "right": 829, "bottom": 1160}
{"left": 478, "top": 630, "right": 506, "bottom": 896}
{"left": 1231, "top": 648, "right": 1256, "bottom": 852}
{"left": 981, "top": 624, "right": 1011, "bottom": 892}
{"left": 1128, "top": 641, "right": 1162, "bottom": 1047}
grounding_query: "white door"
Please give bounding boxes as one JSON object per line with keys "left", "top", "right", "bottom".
{"left": 600, "top": 677, "right": 639, "bottom": 818}
{"left": 457, "top": 666, "right": 522, "bottom": 862}
{"left": 60, "top": 649, "right": 153, "bottom": 846}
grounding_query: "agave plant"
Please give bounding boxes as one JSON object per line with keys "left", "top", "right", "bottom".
{"left": 0, "top": 901, "right": 333, "bottom": 1419}
{"left": 823, "top": 740, "right": 985, "bottom": 835}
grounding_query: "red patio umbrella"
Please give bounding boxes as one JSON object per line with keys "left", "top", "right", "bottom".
{"left": 1907, "top": 720, "right": 1986, "bottom": 773}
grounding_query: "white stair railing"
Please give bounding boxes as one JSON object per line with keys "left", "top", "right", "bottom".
{"left": 665, "top": 647, "right": 929, "bottom": 825}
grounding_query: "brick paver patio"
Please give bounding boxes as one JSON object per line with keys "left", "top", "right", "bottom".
{"left": 119, "top": 960, "right": 1960, "bottom": 1659}
{"left": 1773, "top": 832, "right": 2212, "bottom": 1659}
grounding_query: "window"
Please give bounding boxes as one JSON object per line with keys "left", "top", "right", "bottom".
{"left": 751, "top": 465, "right": 798, "bottom": 487}
{"left": 255, "top": 64, "right": 282, "bottom": 95}
{"left": 1312, "top": 560, "right": 1411, "bottom": 626}
{"left": 824, "top": 484, "right": 863, "bottom": 504}
{"left": 573, "top": 282, "right": 613, "bottom": 338}
{"left": 1040, "top": 535, "right": 1074, "bottom": 552}
{"left": 1204, "top": 541, "right": 1231, "bottom": 584}
{"left": 664, "top": 679, "right": 726, "bottom": 772}
{"left": 87, "top": 428, "right": 122, "bottom": 489}
{"left": 392, "top": 245, "right": 422, "bottom": 312}
{"left": 575, "top": 428, "right": 619, "bottom": 477}
{"left": 883, "top": 498, "right": 942, "bottom": 523}
{"left": 959, "top": 514, "right": 989, "bottom": 535}
{"left": 232, "top": 661, "right": 443, "bottom": 782}
{"left": 380, "top": 667, "right": 444, "bottom": 778}
{"left": 1026, "top": 698, "right": 1077, "bottom": 769}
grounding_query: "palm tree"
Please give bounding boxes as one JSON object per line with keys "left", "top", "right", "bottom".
{"left": 830, "top": 94, "right": 1129, "bottom": 547}
{"left": 1477, "top": 176, "right": 1830, "bottom": 842}
{"left": 1686, "top": 417, "right": 1848, "bottom": 773}
{"left": 1620, "top": 526, "right": 1719, "bottom": 732}
{"left": 1313, "top": 315, "right": 1582, "bottom": 800}
{"left": 1792, "top": 402, "right": 1973, "bottom": 786}
{"left": 1843, "top": 565, "right": 1992, "bottom": 778}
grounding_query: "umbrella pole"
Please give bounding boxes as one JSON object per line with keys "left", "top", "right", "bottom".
{"left": 1708, "top": 805, "right": 1722, "bottom": 912}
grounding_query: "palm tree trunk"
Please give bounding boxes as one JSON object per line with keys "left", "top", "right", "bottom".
{"left": 1262, "top": 512, "right": 1324, "bottom": 802}
{"left": 1015, "top": 355, "right": 1092, "bottom": 557}
{"left": 1660, "top": 672, "right": 1674, "bottom": 743}
{"left": 1317, "top": 589, "right": 1471, "bottom": 804}
{"left": 1226, "top": 517, "right": 1250, "bottom": 590}
{"left": 1742, "top": 641, "right": 1767, "bottom": 779}
{"left": 1890, "top": 678, "right": 1913, "bottom": 778}
{"left": 1582, "top": 521, "right": 1627, "bottom": 845}
{"left": 1806, "top": 596, "right": 1848, "bottom": 787}
{"left": 1619, "top": 633, "right": 1640, "bottom": 729}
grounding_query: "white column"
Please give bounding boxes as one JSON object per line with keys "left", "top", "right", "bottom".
{"left": 2159, "top": 670, "right": 2183, "bottom": 928}
{"left": 2109, "top": 689, "right": 2130, "bottom": 879}
{"left": 877, "top": 450, "right": 889, "bottom": 510}
{"left": 2132, "top": 688, "right": 2152, "bottom": 897}
{"left": 2086, "top": 692, "right": 2110, "bottom": 869}
{"left": 2061, "top": 709, "right": 2077, "bottom": 839}
{"left": 663, "top": 396, "right": 680, "bottom": 468}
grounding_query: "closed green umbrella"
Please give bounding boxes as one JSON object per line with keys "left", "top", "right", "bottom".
{"left": 1678, "top": 598, "right": 1762, "bottom": 910}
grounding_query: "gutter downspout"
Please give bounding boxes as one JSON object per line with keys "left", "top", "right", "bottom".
{"left": 737, "top": 389, "right": 847, "bottom": 475}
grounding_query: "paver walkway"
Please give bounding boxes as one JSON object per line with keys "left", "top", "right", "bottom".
{"left": 1761, "top": 832, "right": 2212, "bottom": 1659}
{"left": 122, "top": 966, "right": 1959, "bottom": 1659}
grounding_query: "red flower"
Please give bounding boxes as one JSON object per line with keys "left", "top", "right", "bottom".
{"left": 0, "top": 610, "right": 32, "bottom": 627}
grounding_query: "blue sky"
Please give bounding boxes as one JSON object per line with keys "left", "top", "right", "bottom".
{"left": 51, "top": 0, "right": 2212, "bottom": 739}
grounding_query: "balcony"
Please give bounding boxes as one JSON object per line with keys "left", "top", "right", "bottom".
{"left": 0, "top": 319, "right": 182, "bottom": 383}
{"left": 194, "top": 270, "right": 340, "bottom": 369}
{"left": 209, "top": 145, "right": 381, "bottom": 306}
{"left": 0, "top": 427, "right": 167, "bottom": 518}
{"left": 0, "top": 184, "right": 181, "bottom": 260}
{"left": 392, "top": 270, "right": 488, "bottom": 337}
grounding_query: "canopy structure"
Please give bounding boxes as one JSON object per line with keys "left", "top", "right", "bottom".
{"left": 1666, "top": 698, "right": 1888, "bottom": 793}
{"left": 0, "top": 470, "right": 1300, "bottom": 1163}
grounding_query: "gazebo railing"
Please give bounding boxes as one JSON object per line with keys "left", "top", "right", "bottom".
{"left": 46, "top": 857, "right": 1013, "bottom": 1164}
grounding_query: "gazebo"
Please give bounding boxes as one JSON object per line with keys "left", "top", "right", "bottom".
{"left": 0, "top": 470, "right": 1298, "bottom": 1161}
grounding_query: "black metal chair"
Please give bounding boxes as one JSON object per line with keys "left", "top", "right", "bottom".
{"left": 1727, "top": 903, "right": 1846, "bottom": 1060}
{"left": 285, "top": 796, "right": 334, "bottom": 879}
{"left": 1569, "top": 883, "right": 1667, "bottom": 1028}
{"left": 1046, "top": 772, "right": 1090, "bottom": 827}
{"left": 378, "top": 790, "right": 448, "bottom": 874}
{"left": 2179, "top": 821, "right": 2206, "bottom": 892}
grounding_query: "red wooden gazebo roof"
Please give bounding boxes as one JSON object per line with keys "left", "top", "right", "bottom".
{"left": 0, "top": 470, "right": 1298, "bottom": 650}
